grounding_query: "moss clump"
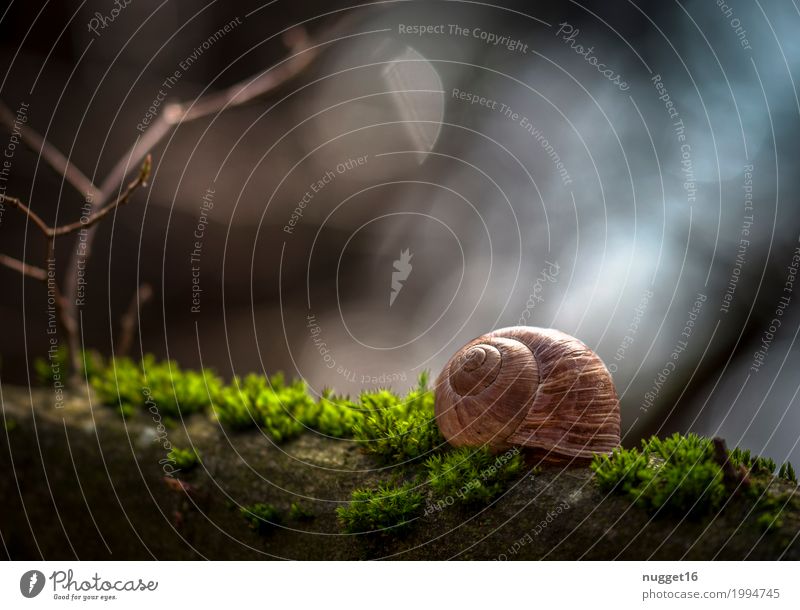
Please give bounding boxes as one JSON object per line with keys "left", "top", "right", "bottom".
{"left": 592, "top": 433, "right": 799, "bottom": 531}
{"left": 241, "top": 503, "right": 282, "bottom": 534}
{"left": 143, "top": 359, "right": 222, "bottom": 417}
{"left": 425, "top": 446, "right": 526, "bottom": 505}
{"left": 352, "top": 373, "right": 443, "bottom": 463}
{"left": 88, "top": 356, "right": 436, "bottom": 456}
{"left": 34, "top": 348, "right": 102, "bottom": 385}
{"left": 89, "top": 355, "right": 222, "bottom": 418}
{"left": 288, "top": 502, "right": 314, "bottom": 521}
{"left": 756, "top": 512, "right": 783, "bottom": 531}
{"left": 755, "top": 491, "right": 790, "bottom": 531}
{"left": 336, "top": 481, "right": 424, "bottom": 533}
{"left": 779, "top": 462, "right": 797, "bottom": 484}
{"left": 167, "top": 446, "right": 200, "bottom": 471}
{"left": 302, "top": 391, "right": 364, "bottom": 438}
{"left": 86, "top": 356, "right": 522, "bottom": 535}
{"left": 89, "top": 357, "right": 142, "bottom": 417}
{"left": 592, "top": 433, "right": 729, "bottom": 516}
{"left": 212, "top": 376, "right": 366, "bottom": 441}
{"left": 33, "top": 345, "right": 69, "bottom": 384}
{"left": 729, "top": 446, "right": 777, "bottom": 475}
{"left": 336, "top": 444, "right": 529, "bottom": 533}
{"left": 211, "top": 373, "right": 313, "bottom": 441}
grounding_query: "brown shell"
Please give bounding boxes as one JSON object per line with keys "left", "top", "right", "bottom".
{"left": 434, "top": 326, "right": 620, "bottom": 461}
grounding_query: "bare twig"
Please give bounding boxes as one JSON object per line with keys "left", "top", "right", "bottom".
{"left": 51, "top": 154, "right": 151, "bottom": 236}
{"left": 0, "top": 155, "right": 150, "bottom": 239}
{"left": 177, "top": 27, "right": 313, "bottom": 123}
{"left": 60, "top": 27, "right": 318, "bottom": 370}
{"left": 0, "top": 154, "right": 151, "bottom": 381}
{"left": 117, "top": 283, "right": 153, "bottom": 357}
{"left": 88, "top": 26, "right": 314, "bottom": 225}
{"left": 0, "top": 102, "right": 102, "bottom": 203}
{"left": 0, "top": 19, "right": 329, "bottom": 381}
{"left": 0, "top": 194, "right": 53, "bottom": 236}
{"left": 0, "top": 253, "right": 47, "bottom": 281}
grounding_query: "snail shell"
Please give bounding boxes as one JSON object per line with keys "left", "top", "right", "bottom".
{"left": 434, "top": 326, "right": 620, "bottom": 461}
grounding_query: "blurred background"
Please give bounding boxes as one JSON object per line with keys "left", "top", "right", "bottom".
{"left": 1, "top": 0, "right": 799, "bottom": 464}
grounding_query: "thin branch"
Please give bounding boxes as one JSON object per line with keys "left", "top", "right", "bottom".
{"left": 60, "top": 25, "right": 322, "bottom": 369}
{"left": 94, "top": 27, "right": 315, "bottom": 206}
{"left": 0, "top": 194, "right": 52, "bottom": 236}
{"left": 0, "top": 101, "right": 102, "bottom": 202}
{"left": 0, "top": 154, "right": 148, "bottom": 382}
{"left": 0, "top": 155, "right": 150, "bottom": 239}
{"left": 0, "top": 253, "right": 47, "bottom": 281}
{"left": 51, "top": 155, "right": 151, "bottom": 236}
{"left": 117, "top": 283, "right": 153, "bottom": 357}
{"left": 0, "top": 17, "right": 336, "bottom": 382}
{"left": 177, "top": 27, "right": 313, "bottom": 123}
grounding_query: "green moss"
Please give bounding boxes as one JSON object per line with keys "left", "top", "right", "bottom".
{"left": 85, "top": 357, "right": 525, "bottom": 536}
{"left": 90, "top": 357, "right": 142, "bottom": 413}
{"left": 425, "top": 446, "right": 526, "bottom": 505}
{"left": 89, "top": 355, "right": 222, "bottom": 418}
{"left": 756, "top": 512, "right": 783, "bottom": 531}
{"left": 302, "top": 390, "right": 364, "bottom": 438}
{"left": 211, "top": 373, "right": 313, "bottom": 441}
{"left": 34, "top": 347, "right": 102, "bottom": 385}
{"left": 729, "top": 447, "right": 777, "bottom": 475}
{"left": 753, "top": 486, "right": 792, "bottom": 531}
{"left": 34, "top": 345, "right": 69, "bottom": 384}
{"left": 89, "top": 357, "right": 437, "bottom": 457}
{"left": 592, "top": 433, "right": 797, "bottom": 530}
{"left": 592, "top": 433, "right": 727, "bottom": 516}
{"left": 241, "top": 503, "right": 282, "bottom": 534}
{"left": 289, "top": 502, "right": 315, "bottom": 521}
{"left": 779, "top": 462, "right": 797, "bottom": 484}
{"left": 352, "top": 373, "right": 443, "bottom": 463}
{"left": 167, "top": 446, "right": 200, "bottom": 471}
{"left": 144, "top": 360, "right": 222, "bottom": 417}
{"left": 337, "top": 481, "right": 424, "bottom": 533}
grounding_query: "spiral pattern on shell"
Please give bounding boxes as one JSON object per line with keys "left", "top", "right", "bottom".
{"left": 434, "top": 326, "right": 620, "bottom": 460}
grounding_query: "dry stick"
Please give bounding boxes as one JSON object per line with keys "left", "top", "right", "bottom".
{"left": 51, "top": 155, "right": 151, "bottom": 236}
{"left": 0, "top": 155, "right": 151, "bottom": 379}
{"left": 116, "top": 282, "right": 153, "bottom": 358}
{"left": 0, "top": 253, "right": 47, "bottom": 281}
{"left": 0, "top": 157, "right": 150, "bottom": 239}
{"left": 60, "top": 27, "right": 317, "bottom": 371}
{"left": 0, "top": 103, "right": 102, "bottom": 203}
{"left": 0, "top": 24, "right": 321, "bottom": 376}
{"left": 0, "top": 194, "right": 52, "bottom": 235}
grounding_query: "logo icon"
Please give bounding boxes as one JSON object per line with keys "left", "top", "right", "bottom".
{"left": 389, "top": 248, "right": 413, "bottom": 306}
{"left": 20, "top": 570, "right": 45, "bottom": 598}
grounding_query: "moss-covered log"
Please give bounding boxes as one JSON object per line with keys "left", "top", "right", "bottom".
{"left": 1, "top": 387, "right": 798, "bottom": 560}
